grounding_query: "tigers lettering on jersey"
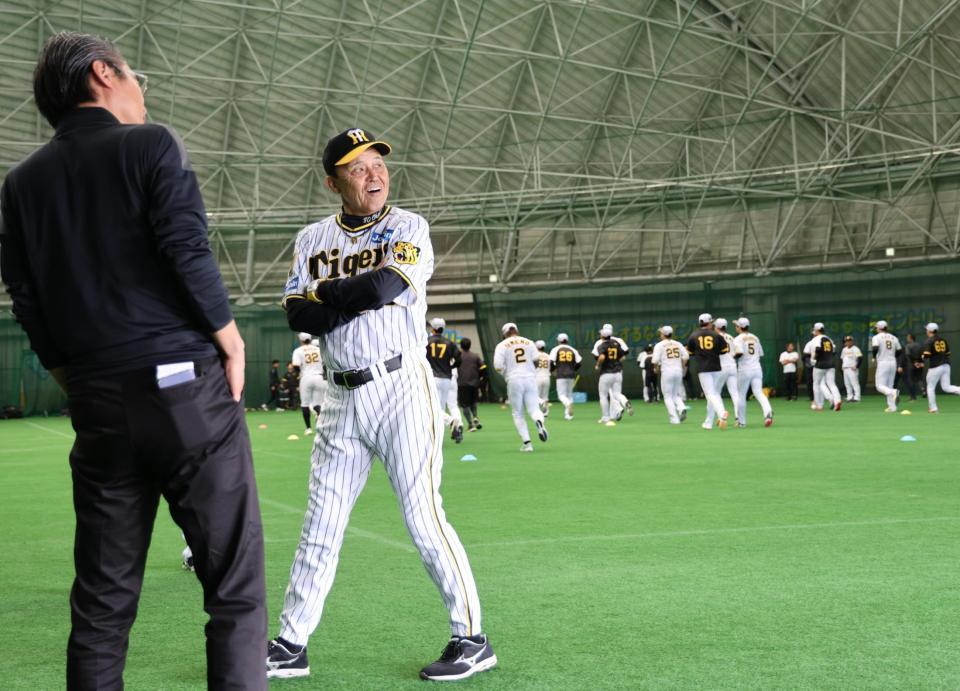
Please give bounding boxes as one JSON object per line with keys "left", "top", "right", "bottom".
{"left": 308, "top": 243, "right": 390, "bottom": 279}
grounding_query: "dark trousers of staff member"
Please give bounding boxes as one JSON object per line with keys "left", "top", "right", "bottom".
{"left": 783, "top": 373, "right": 798, "bottom": 400}
{"left": 66, "top": 358, "right": 266, "bottom": 690}
{"left": 804, "top": 366, "right": 814, "bottom": 400}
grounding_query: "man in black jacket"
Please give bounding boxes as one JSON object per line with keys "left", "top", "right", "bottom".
{"left": 0, "top": 33, "right": 266, "bottom": 689}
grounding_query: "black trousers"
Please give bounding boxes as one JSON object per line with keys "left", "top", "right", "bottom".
{"left": 804, "top": 367, "right": 814, "bottom": 400}
{"left": 784, "top": 372, "right": 798, "bottom": 399}
{"left": 66, "top": 358, "right": 267, "bottom": 690}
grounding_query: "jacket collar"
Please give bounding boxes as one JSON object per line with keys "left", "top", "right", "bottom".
{"left": 55, "top": 107, "right": 121, "bottom": 136}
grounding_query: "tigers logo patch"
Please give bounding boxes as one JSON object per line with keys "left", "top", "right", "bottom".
{"left": 393, "top": 241, "right": 420, "bottom": 265}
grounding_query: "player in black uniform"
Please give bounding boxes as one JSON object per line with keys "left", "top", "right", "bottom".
{"left": 426, "top": 317, "right": 464, "bottom": 442}
{"left": 549, "top": 333, "right": 582, "bottom": 420}
{"left": 591, "top": 324, "right": 632, "bottom": 423}
{"left": 686, "top": 313, "right": 730, "bottom": 429}
{"left": 922, "top": 322, "right": 960, "bottom": 413}
{"left": 805, "top": 322, "right": 842, "bottom": 411}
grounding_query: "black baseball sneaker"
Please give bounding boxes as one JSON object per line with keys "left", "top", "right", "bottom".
{"left": 420, "top": 634, "right": 497, "bottom": 681}
{"left": 266, "top": 638, "right": 309, "bottom": 679}
{"left": 536, "top": 419, "right": 548, "bottom": 442}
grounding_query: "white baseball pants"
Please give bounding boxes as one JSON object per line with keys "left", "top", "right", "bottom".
{"left": 706, "top": 366, "right": 739, "bottom": 426}
{"left": 536, "top": 372, "right": 551, "bottom": 405}
{"left": 813, "top": 368, "right": 841, "bottom": 408}
{"left": 874, "top": 360, "right": 898, "bottom": 409}
{"left": 697, "top": 371, "right": 727, "bottom": 426}
{"left": 736, "top": 366, "right": 772, "bottom": 425}
{"left": 598, "top": 372, "right": 628, "bottom": 420}
{"left": 927, "top": 364, "right": 960, "bottom": 411}
{"left": 299, "top": 374, "right": 327, "bottom": 409}
{"left": 659, "top": 370, "right": 685, "bottom": 423}
{"left": 641, "top": 370, "right": 650, "bottom": 401}
{"left": 434, "top": 376, "right": 463, "bottom": 428}
{"left": 508, "top": 376, "right": 544, "bottom": 442}
{"left": 842, "top": 368, "right": 861, "bottom": 401}
{"left": 278, "top": 354, "right": 482, "bottom": 645}
{"left": 556, "top": 378, "right": 575, "bottom": 408}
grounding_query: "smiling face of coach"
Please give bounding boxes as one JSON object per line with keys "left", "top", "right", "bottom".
{"left": 323, "top": 129, "right": 392, "bottom": 215}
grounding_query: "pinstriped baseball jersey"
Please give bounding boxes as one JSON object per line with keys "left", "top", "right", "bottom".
{"left": 283, "top": 206, "right": 432, "bottom": 371}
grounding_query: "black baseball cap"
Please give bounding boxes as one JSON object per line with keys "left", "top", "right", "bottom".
{"left": 322, "top": 128, "right": 391, "bottom": 175}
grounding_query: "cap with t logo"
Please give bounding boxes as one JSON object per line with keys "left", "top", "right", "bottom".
{"left": 322, "top": 128, "right": 392, "bottom": 175}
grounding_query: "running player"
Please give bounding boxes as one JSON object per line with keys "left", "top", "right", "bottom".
{"left": 840, "top": 336, "right": 863, "bottom": 402}
{"left": 292, "top": 332, "right": 326, "bottom": 434}
{"left": 651, "top": 326, "right": 688, "bottom": 424}
{"left": 534, "top": 340, "right": 552, "bottom": 416}
{"left": 268, "top": 127, "right": 495, "bottom": 682}
{"left": 549, "top": 333, "right": 582, "bottom": 420}
{"left": 733, "top": 318, "right": 773, "bottom": 427}
{"left": 922, "top": 322, "right": 960, "bottom": 413}
{"left": 426, "top": 317, "right": 464, "bottom": 442}
{"left": 804, "top": 322, "right": 842, "bottom": 411}
{"left": 871, "top": 320, "right": 901, "bottom": 412}
{"left": 493, "top": 323, "right": 548, "bottom": 451}
{"left": 705, "top": 318, "right": 741, "bottom": 428}
{"left": 686, "top": 313, "right": 729, "bottom": 430}
{"left": 592, "top": 323, "right": 632, "bottom": 425}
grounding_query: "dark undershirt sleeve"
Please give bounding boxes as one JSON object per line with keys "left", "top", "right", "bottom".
{"left": 312, "top": 269, "right": 408, "bottom": 313}
{"left": 283, "top": 297, "right": 359, "bottom": 335}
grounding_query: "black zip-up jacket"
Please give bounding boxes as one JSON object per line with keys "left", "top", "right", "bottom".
{"left": 0, "top": 107, "right": 233, "bottom": 381}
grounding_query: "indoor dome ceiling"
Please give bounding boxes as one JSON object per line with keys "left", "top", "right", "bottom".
{"left": 2, "top": 0, "right": 959, "bottom": 302}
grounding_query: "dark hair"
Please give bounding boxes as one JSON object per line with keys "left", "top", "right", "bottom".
{"left": 460, "top": 338, "right": 471, "bottom": 350}
{"left": 33, "top": 32, "right": 125, "bottom": 127}
{"left": 271, "top": 359, "right": 280, "bottom": 365}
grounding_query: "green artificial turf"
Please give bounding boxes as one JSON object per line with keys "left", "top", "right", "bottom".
{"left": 0, "top": 395, "right": 958, "bottom": 689}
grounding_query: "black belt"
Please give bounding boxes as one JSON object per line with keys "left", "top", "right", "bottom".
{"left": 331, "top": 354, "right": 403, "bottom": 389}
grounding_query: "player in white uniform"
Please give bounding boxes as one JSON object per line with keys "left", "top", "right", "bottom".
{"left": 534, "top": 340, "right": 552, "bottom": 415}
{"left": 871, "top": 320, "right": 902, "bottom": 412}
{"left": 840, "top": 336, "right": 863, "bottom": 402}
{"left": 494, "top": 323, "right": 548, "bottom": 451}
{"left": 267, "top": 128, "right": 495, "bottom": 682}
{"left": 292, "top": 332, "right": 326, "bottom": 434}
{"left": 636, "top": 348, "right": 651, "bottom": 402}
{"left": 704, "top": 318, "right": 742, "bottom": 428}
{"left": 803, "top": 322, "right": 842, "bottom": 411}
{"left": 732, "top": 318, "right": 773, "bottom": 427}
{"left": 650, "top": 326, "right": 688, "bottom": 424}
{"left": 549, "top": 334, "right": 582, "bottom": 420}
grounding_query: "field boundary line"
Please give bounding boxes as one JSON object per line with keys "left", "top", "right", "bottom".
{"left": 22, "top": 420, "right": 74, "bottom": 439}
{"left": 259, "top": 496, "right": 416, "bottom": 553}
{"left": 472, "top": 516, "right": 960, "bottom": 548}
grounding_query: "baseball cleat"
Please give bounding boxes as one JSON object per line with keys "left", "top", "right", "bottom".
{"left": 884, "top": 406, "right": 896, "bottom": 413}
{"left": 833, "top": 400, "right": 842, "bottom": 411}
{"left": 181, "top": 555, "right": 194, "bottom": 572}
{"left": 536, "top": 419, "right": 548, "bottom": 442}
{"left": 452, "top": 425, "right": 464, "bottom": 444}
{"left": 928, "top": 408, "right": 938, "bottom": 414}
{"left": 625, "top": 400, "right": 634, "bottom": 416}
{"left": 598, "top": 417, "right": 609, "bottom": 424}
{"left": 701, "top": 423, "right": 712, "bottom": 430}
{"left": 520, "top": 442, "right": 534, "bottom": 453}
{"left": 717, "top": 412, "right": 729, "bottom": 430}
{"left": 420, "top": 634, "right": 497, "bottom": 682}
{"left": 266, "top": 638, "right": 309, "bottom": 679}
{"left": 564, "top": 403, "right": 573, "bottom": 418}
{"left": 564, "top": 414, "right": 573, "bottom": 421}
{"left": 304, "top": 428, "right": 313, "bottom": 435}
{"left": 810, "top": 402, "right": 818, "bottom": 410}
{"left": 735, "top": 422, "right": 746, "bottom": 428}
{"left": 679, "top": 408, "right": 688, "bottom": 422}
{"left": 764, "top": 413, "right": 774, "bottom": 427}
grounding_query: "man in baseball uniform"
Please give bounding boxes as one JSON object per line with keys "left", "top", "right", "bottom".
{"left": 705, "top": 318, "right": 742, "bottom": 428}
{"left": 840, "top": 335, "right": 863, "bottom": 402}
{"left": 871, "top": 320, "right": 902, "bottom": 412}
{"left": 922, "top": 322, "right": 960, "bottom": 413}
{"left": 549, "top": 333, "right": 581, "bottom": 420}
{"left": 292, "top": 332, "right": 326, "bottom": 434}
{"left": 426, "top": 317, "right": 464, "bottom": 443}
{"left": 733, "top": 318, "right": 773, "bottom": 427}
{"left": 534, "top": 339, "right": 552, "bottom": 415}
{"left": 592, "top": 323, "right": 633, "bottom": 425}
{"left": 686, "top": 313, "right": 729, "bottom": 430}
{"left": 493, "top": 323, "right": 548, "bottom": 451}
{"left": 268, "top": 128, "right": 495, "bottom": 682}
{"left": 803, "top": 322, "right": 842, "bottom": 411}
{"left": 651, "top": 326, "right": 688, "bottom": 424}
